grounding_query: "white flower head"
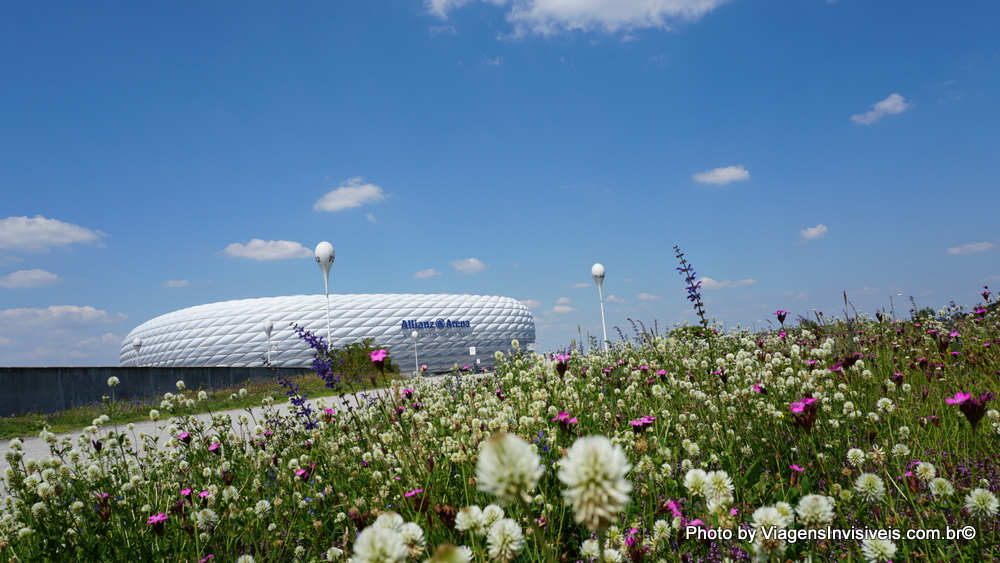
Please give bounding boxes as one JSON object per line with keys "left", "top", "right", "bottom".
{"left": 476, "top": 432, "right": 544, "bottom": 505}
{"left": 965, "top": 488, "right": 999, "bottom": 518}
{"left": 373, "top": 511, "right": 405, "bottom": 532}
{"left": 486, "top": 518, "right": 523, "bottom": 563}
{"left": 861, "top": 538, "right": 896, "bottom": 562}
{"left": 928, "top": 477, "right": 954, "bottom": 497}
{"left": 107, "top": 376, "right": 120, "bottom": 388}
{"left": 854, "top": 473, "right": 885, "bottom": 503}
{"left": 351, "top": 526, "right": 408, "bottom": 563}
{"left": 683, "top": 468, "right": 709, "bottom": 497}
{"left": 455, "top": 505, "right": 485, "bottom": 535}
{"left": 846, "top": 448, "right": 865, "bottom": 467}
{"left": 914, "top": 462, "right": 936, "bottom": 482}
{"left": 705, "top": 470, "right": 734, "bottom": 502}
{"left": 752, "top": 506, "right": 785, "bottom": 529}
{"left": 796, "top": 494, "right": 836, "bottom": 527}
{"left": 558, "top": 435, "right": 632, "bottom": 532}
{"left": 482, "top": 504, "right": 505, "bottom": 528}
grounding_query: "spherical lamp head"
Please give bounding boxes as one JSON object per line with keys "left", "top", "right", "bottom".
{"left": 315, "top": 241, "right": 335, "bottom": 278}
{"left": 132, "top": 337, "right": 141, "bottom": 351}
{"left": 591, "top": 263, "right": 605, "bottom": 289}
{"left": 411, "top": 330, "right": 419, "bottom": 340}
{"left": 263, "top": 320, "right": 273, "bottom": 338}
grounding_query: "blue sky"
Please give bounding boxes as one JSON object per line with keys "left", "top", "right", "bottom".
{"left": 1, "top": 0, "right": 998, "bottom": 366}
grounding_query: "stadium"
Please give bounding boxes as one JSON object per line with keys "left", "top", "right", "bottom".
{"left": 119, "top": 294, "right": 535, "bottom": 373}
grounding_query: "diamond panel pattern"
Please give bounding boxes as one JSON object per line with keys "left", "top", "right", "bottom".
{"left": 120, "top": 294, "right": 536, "bottom": 371}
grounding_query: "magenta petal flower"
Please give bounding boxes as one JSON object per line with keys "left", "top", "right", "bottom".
{"left": 404, "top": 488, "right": 424, "bottom": 497}
{"left": 369, "top": 349, "right": 388, "bottom": 362}
{"left": 945, "top": 392, "right": 972, "bottom": 405}
{"left": 790, "top": 464, "right": 805, "bottom": 472}
{"left": 147, "top": 512, "right": 168, "bottom": 525}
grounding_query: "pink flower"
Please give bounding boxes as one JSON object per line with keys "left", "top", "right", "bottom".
{"left": 199, "top": 490, "right": 210, "bottom": 498}
{"left": 945, "top": 392, "right": 972, "bottom": 405}
{"left": 789, "top": 398, "right": 817, "bottom": 413}
{"left": 551, "top": 412, "right": 578, "bottom": 424}
{"left": 147, "top": 512, "right": 168, "bottom": 525}
{"left": 665, "top": 500, "right": 683, "bottom": 519}
{"left": 180, "top": 488, "right": 192, "bottom": 497}
{"left": 790, "top": 464, "right": 805, "bottom": 472}
{"left": 752, "top": 383, "right": 764, "bottom": 393}
{"left": 404, "top": 488, "right": 424, "bottom": 497}
{"left": 369, "top": 349, "right": 388, "bottom": 362}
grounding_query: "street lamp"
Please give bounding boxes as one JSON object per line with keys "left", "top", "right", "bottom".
{"left": 315, "top": 241, "right": 335, "bottom": 347}
{"left": 132, "top": 337, "right": 142, "bottom": 366}
{"left": 889, "top": 293, "right": 902, "bottom": 320}
{"left": 411, "top": 330, "right": 419, "bottom": 377}
{"left": 592, "top": 263, "right": 607, "bottom": 351}
{"left": 263, "top": 320, "right": 273, "bottom": 365}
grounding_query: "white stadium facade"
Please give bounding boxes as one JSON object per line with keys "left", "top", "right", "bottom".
{"left": 119, "top": 294, "right": 535, "bottom": 373}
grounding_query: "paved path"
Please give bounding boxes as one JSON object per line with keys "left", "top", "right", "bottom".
{"left": 0, "top": 384, "right": 398, "bottom": 477}
{"left": 0, "top": 372, "right": 486, "bottom": 478}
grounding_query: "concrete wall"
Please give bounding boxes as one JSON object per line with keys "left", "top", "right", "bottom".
{"left": 0, "top": 366, "right": 313, "bottom": 416}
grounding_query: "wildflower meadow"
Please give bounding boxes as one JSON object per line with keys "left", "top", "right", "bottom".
{"left": 1, "top": 274, "right": 998, "bottom": 561}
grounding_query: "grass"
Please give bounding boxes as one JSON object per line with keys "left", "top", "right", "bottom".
{"left": 0, "top": 369, "right": 402, "bottom": 441}
{"left": 2, "top": 303, "right": 998, "bottom": 562}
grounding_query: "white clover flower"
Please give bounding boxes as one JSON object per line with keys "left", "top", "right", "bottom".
{"left": 194, "top": 508, "right": 218, "bottom": 530}
{"left": 965, "top": 488, "right": 999, "bottom": 518}
{"left": 875, "top": 398, "right": 894, "bottom": 413}
{"left": 254, "top": 499, "right": 271, "bottom": 516}
{"left": 107, "top": 376, "right": 120, "bottom": 388}
{"left": 861, "top": 538, "right": 896, "bottom": 562}
{"left": 602, "top": 549, "right": 623, "bottom": 563}
{"left": 915, "top": 462, "right": 936, "bottom": 482}
{"left": 486, "top": 518, "right": 523, "bottom": 563}
{"left": 455, "top": 506, "right": 485, "bottom": 535}
{"left": 705, "top": 470, "right": 734, "bottom": 503}
{"left": 351, "top": 526, "right": 408, "bottom": 563}
{"left": 176, "top": 380, "right": 186, "bottom": 391}
{"left": 928, "top": 478, "right": 954, "bottom": 497}
{"left": 580, "top": 539, "right": 600, "bottom": 558}
{"left": 898, "top": 426, "right": 910, "bottom": 438}
{"left": 236, "top": 556, "right": 255, "bottom": 563}
{"left": 846, "top": 448, "right": 865, "bottom": 467}
{"left": 891, "top": 444, "right": 910, "bottom": 457}
{"left": 476, "top": 432, "right": 544, "bottom": 505}
{"left": 854, "top": 473, "right": 885, "bottom": 503}
{"left": 399, "top": 522, "right": 425, "bottom": 558}
{"left": 683, "top": 469, "right": 709, "bottom": 497}
{"left": 796, "top": 494, "right": 835, "bottom": 527}
{"left": 752, "top": 506, "right": 785, "bottom": 529}
{"left": 558, "top": 435, "right": 632, "bottom": 532}
{"left": 482, "top": 504, "right": 504, "bottom": 528}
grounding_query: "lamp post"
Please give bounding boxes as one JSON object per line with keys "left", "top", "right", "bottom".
{"left": 132, "top": 337, "right": 142, "bottom": 366}
{"left": 411, "top": 330, "right": 419, "bottom": 377}
{"left": 263, "top": 320, "right": 273, "bottom": 365}
{"left": 592, "top": 263, "right": 607, "bottom": 351}
{"left": 889, "top": 293, "right": 902, "bottom": 320}
{"left": 315, "top": 241, "right": 335, "bottom": 347}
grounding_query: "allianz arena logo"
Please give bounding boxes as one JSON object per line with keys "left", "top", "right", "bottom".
{"left": 400, "top": 318, "right": 472, "bottom": 330}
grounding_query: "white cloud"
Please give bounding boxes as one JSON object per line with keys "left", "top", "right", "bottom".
{"left": 161, "top": 279, "right": 191, "bottom": 288}
{"left": 692, "top": 165, "right": 750, "bottom": 185}
{"left": 0, "top": 215, "right": 104, "bottom": 252}
{"left": 428, "top": 0, "right": 729, "bottom": 36}
{"left": 313, "top": 177, "right": 387, "bottom": 212}
{"left": 947, "top": 242, "right": 995, "bottom": 255}
{"left": 799, "top": 224, "right": 828, "bottom": 242}
{"left": 606, "top": 294, "right": 626, "bottom": 303}
{"left": 0, "top": 269, "right": 61, "bottom": 289}
{"left": 450, "top": 258, "right": 487, "bottom": 274}
{"left": 556, "top": 297, "right": 572, "bottom": 305}
{"left": 551, "top": 305, "right": 576, "bottom": 314}
{"left": 484, "top": 56, "right": 505, "bottom": 66}
{"left": 851, "top": 93, "right": 912, "bottom": 125}
{"left": 699, "top": 277, "right": 757, "bottom": 290}
{"left": 365, "top": 213, "right": 378, "bottom": 223}
{"left": 637, "top": 292, "right": 660, "bottom": 301}
{"left": 224, "top": 239, "right": 312, "bottom": 260}
{"left": 414, "top": 268, "right": 441, "bottom": 279}
{"left": 521, "top": 299, "right": 542, "bottom": 308}
{"left": 566, "top": 282, "right": 590, "bottom": 289}
{"left": 0, "top": 306, "right": 127, "bottom": 366}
